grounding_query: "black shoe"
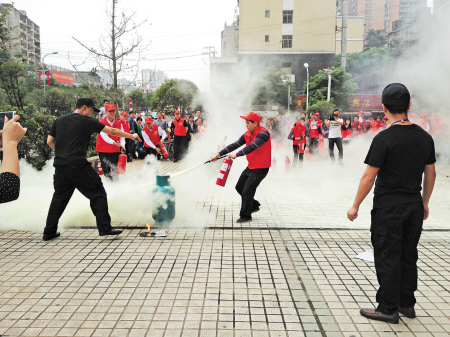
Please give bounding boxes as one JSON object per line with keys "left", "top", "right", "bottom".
{"left": 173, "top": 159, "right": 178, "bottom": 163}
{"left": 398, "top": 306, "right": 416, "bottom": 318}
{"left": 360, "top": 308, "right": 399, "bottom": 324}
{"left": 252, "top": 207, "right": 260, "bottom": 214}
{"left": 99, "top": 229, "right": 123, "bottom": 236}
{"left": 43, "top": 232, "right": 60, "bottom": 241}
{"left": 127, "top": 157, "right": 133, "bottom": 163}
{"left": 236, "top": 217, "right": 252, "bottom": 223}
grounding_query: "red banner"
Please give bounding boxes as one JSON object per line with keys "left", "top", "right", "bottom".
{"left": 348, "top": 95, "right": 382, "bottom": 111}
{"left": 52, "top": 70, "right": 74, "bottom": 85}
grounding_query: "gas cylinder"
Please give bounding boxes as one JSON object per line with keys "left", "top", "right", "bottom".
{"left": 305, "top": 147, "right": 310, "bottom": 160}
{"left": 97, "top": 160, "right": 104, "bottom": 175}
{"left": 117, "top": 154, "right": 127, "bottom": 174}
{"left": 160, "top": 143, "right": 169, "bottom": 158}
{"left": 285, "top": 156, "right": 290, "bottom": 171}
{"left": 152, "top": 175, "right": 175, "bottom": 226}
{"left": 216, "top": 157, "right": 233, "bottom": 187}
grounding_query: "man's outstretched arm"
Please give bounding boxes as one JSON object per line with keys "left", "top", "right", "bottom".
{"left": 347, "top": 165, "right": 379, "bottom": 221}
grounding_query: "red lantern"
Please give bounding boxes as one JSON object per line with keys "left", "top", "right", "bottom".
{"left": 146, "top": 89, "right": 149, "bottom": 94}
{"left": 129, "top": 98, "right": 133, "bottom": 108}
{"left": 45, "top": 71, "right": 50, "bottom": 86}
{"left": 106, "top": 83, "right": 110, "bottom": 88}
{"left": 38, "top": 71, "right": 42, "bottom": 86}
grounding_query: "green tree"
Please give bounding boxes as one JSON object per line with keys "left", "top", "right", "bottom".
{"left": 126, "top": 90, "right": 152, "bottom": 112}
{"left": 150, "top": 79, "right": 198, "bottom": 113}
{"left": 0, "top": 59, "right": 27, "bottom": 110}
{"left": 364, "top": 29, "right": 387, "bottom": 51}
{"left": 42, "top": 88, "right": 76, "bottom": 117}
{"left": 302, "top": 67, "right": 357, "bottom": 111}
{"left": 306, "top": 101, "right": 336, "bottom": 116}
{"left": 252, "top": 67, "right": 296, "bottom": 111}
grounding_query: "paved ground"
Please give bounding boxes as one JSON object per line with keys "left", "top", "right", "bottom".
{"left": 0, "top": 149, "right": 449, "bottom": 337}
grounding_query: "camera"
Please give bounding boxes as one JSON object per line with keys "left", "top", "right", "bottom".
{"left": 329, "top": 113, "right": 337, "bottom": 120}
{"left": 0, "top": 111, "right": 15, "bottom": 131}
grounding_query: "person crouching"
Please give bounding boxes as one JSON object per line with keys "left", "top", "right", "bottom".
{"left": 96, "top": 104, "right": 124, "bottom": 181}
{"left": 142, "top": 117, "right": 167, "bottom": 160}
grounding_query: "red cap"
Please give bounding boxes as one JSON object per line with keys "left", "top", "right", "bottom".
{"left": 240, "top": 111, "right": 260, "bottom": 124}
{"left": 420, "top": 114, "right": 427, "bottom": 118}
{"left": 174, "top": 110, "right": 181, "bottom": 115}
{"left": 105, "top": 104, "right": 116, "bottom": 112}
{"left": 359, "top": 110, "right": 364, "bottom": 115}
{"left": 121, "top": 111, "right": 128, "bottom": 116}
{"left": 145, "top": 117, "right": 153, "bottom": 123}
{"left": 315, "top": 112, "right": 320, "bottom": 116}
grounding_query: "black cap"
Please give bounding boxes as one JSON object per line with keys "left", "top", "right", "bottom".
{"left": 77, "top": 97, "right": 100, "bottom": 112}
{"left": 382, "top": 83, "right": 410, "bottom": 107}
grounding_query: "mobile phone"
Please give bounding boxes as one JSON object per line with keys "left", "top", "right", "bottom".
{"left": 0, "top": 111, "right": 15, "bottom": 131}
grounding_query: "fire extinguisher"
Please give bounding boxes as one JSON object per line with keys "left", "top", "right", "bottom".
{"left": 117, "top": 154, "right": 127, "bottom": 174}
{"left": 285, "top": 156, "right": 290, "bottom": 171}
{"left": 216, "top": 157, "right": 233, "bottom": 187}
{"left": 159, "top": 143, "right": 169, "bottom": 159}
{"left": 97, "top": 160, "right": 104, "bottom": 175}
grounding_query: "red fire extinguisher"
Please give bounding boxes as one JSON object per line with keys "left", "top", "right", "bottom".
{"left": 117, "top": 154, "right": 127, "bottom": 174}
{"left": 285, "top": 156, "right": 290, "bottom": 171}
{"left": 216, "top": 157, "right": 233, "bottom": 187}
{"left": 97, "top": 160, "right": 104, "bottom": 175}
{"left": 159, "top": 143, "right": 169, "bottom": 158}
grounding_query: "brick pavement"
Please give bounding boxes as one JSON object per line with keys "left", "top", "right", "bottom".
{"left": 0, "top": 154, "right": 449, "bottom": 337}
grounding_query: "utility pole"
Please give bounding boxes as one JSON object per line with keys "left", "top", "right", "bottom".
{"left": 323, "top": 69, "right": 334, "bottom": 102}
{"left": 341, "top": 0, "right": 348, "bottom": 70}
{"left": 204, "top": 46, "right": 215, "bottom": 87}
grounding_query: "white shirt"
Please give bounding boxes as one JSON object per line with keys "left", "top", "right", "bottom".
{"left": 142, "top": 125, "right": 167, "bottom": 149}
{"left": 328, "top": 118, "right": 343, "bottom": 138}
{"left": 100, "top": 118, "right": 125, "bottom": 147}
{"left": 99, "top": 107, "right": 107, "bottom": 121}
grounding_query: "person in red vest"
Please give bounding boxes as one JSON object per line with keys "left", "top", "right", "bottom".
{"left": 287, "top": 118, "right": 306, "bottom": 168}
{"left": 171, "top": 110, "right": 190, "bottom": 162}
{"left": 419, "top": 114, "right": 430, "bottom": 133}
{"left": 352, "top": 116, "right": 364, "bottom": 135}
{"left": 370, "top": 117, "right": 380, "bottom": 131}
{"left": 210, "top": 112, "right": 271, "bottom": 223}
{"left": 119, "top": 111, "right": 133, "bottom": 162}
{"left": 308, "top": 113, "right": 322, "bottom": 154}
{"left": 96, "top": 104, "right": 124, "bottom": 181}
{"left": 142, "top": 117, "right": 167, "bottom": 159}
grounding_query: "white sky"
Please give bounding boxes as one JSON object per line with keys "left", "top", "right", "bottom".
{"left": 13, "top": 0, "right": 433, "bottom": 91}
{"left": 13, "top": 0, "right": 238, "bottom": 90}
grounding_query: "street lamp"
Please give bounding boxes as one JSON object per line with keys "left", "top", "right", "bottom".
{"left": 41, "top": 52, "right": 58, "bottom": 93}
{"left": 323, "top": 68, "right": 334, "bottom": 102}
{"left": 304, "top": 63, "right": 309, "bottom": 110}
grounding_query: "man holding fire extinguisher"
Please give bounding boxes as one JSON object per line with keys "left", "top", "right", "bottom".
{"left": 142, "top": 117, "right": 167, "bottom": 159}
{"left": 210, "top": 112, "right": 271, "bottom": 223}
{"left": 96, "top": 104, "right": 125, "bottom": 181}
{"left": 171, "top": 110, "right": 191, "bottom": 162}
{"left": 43, "top": 98, "right": 141, "bottom": 241}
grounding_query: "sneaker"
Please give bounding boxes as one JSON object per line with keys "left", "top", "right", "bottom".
{"left": 43, "top": 232, "right": 60, "bottom": 241}
{"left": 236, "top": 217, "right": 252, "bottom": 223}
{"left": 398, "top": 306, "right": 416, "bottom": 318}
{"left": 360, "top": 308, "right": 399, "bottom": 324}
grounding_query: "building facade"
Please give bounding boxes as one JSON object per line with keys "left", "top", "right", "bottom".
{"left": 142, "top": 69, "right": 168, "bottom": 91}
{"left": 336, "top": 16, "right": 365, "bottom": 54}
{"left": 0, "top": 3, "right": 40, "bottom": 65}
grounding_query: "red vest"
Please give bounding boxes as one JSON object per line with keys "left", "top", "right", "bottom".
{"left": 173, "top": 118, "right": 186, "bottom": 136}
{"left": 121, "top": 118, "right": 130, "bottom": 133}
{"left": 309, "top": 120, "right": 321, "bottom": 138}
{"left": 244, "top": 126, "right": 271, "bottom": 169}
{"left": 96, "top": 118, "right": 121, "bottom": 153}
{"left": 370, "top": 120, "right": 379, "bottom": 130}
{"left": 143, "top": 124, "right": 160, "bottom": 148}
{"left": 352, "top": 122, "right": 363, "bottom": 134}
{"left": 292, "top": 123, "right": 306, "bottom": 145}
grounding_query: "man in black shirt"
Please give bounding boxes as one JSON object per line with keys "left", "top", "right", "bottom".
{"left": 347, "top": 84, "right": 436, "bottom": 324}
{"left": 43, "top": 98, "right": 141, "bottom": 241}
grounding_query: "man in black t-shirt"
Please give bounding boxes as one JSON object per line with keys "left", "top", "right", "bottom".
{"left": 347, "top": 83, "right": 436, "bottom": 324}
{"left": 43, "top": 98, "right": 141, "bottom": 241}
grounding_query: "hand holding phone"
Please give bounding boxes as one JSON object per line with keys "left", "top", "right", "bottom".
{"left": 0, "top": 114, "right": 27, "bottom": 147}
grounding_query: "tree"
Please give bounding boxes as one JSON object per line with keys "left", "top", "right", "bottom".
{"left": 306, "top": 101, "right": 335, "bottom": 116}
{"left": 302, "top": 66, "right": 357, "bottom": 111}
{"left": 125, "top": 90, "right": 152, "bottom": 112}
{"left": 364, "top": 29, "right": 387, "bottom": 51}
{"left": 0, "top": 59, "right": 27, "bottom": 110}
{"left": 150, "top": 79, "right": 199, "bottom": 113}
{"left": 252, "top": 67, "right": 296, "bottom": 112}
{"left": 42, "top": 88, "right": 76, "bottom": 117}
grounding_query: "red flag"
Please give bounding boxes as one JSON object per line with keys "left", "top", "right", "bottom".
{"left": 38, "top": 71, "right": 42, "bottom": 86}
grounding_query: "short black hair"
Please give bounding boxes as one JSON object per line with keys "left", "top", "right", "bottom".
{"left": 136, "top": 117, "right": 142, "bottom": 122}
{"left": 188, "top": 115, "right": 193, "bottom": 119}
{"left": 103, "top": 100, "right": 109, "bottom": 104}
{"left": 333, "top": 109, "right": 340, "bottom": 113}
{"left": 300, "top": 117, "right": 305, "bottom": 121}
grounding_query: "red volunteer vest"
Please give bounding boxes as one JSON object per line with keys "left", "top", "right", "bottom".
{"left": 143, "top": 124, "right": 160, "bottom": 148}
{"left": 96, "top": 118, "right": 121, "bottom": 153}
{"left": 352, "top": 122, "right": 362, "bottom": 134}
{"left": 370, "top": 120, "right": 379, "bottom": 130}
{"left": 121, "top": 118, "right": 130, "bottom": 133}
{"left": 244, "top": 126, "right": 271, "bottom": 169}
{"left": 292, "top": 123, "right": 306, "bottom": 145}
{"left": 173, "top": 118, "right": 187, "bottom": 136}
{"left": 309, "top": 120, "right": 320, "bottom": 138}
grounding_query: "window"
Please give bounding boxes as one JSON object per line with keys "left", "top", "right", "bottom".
{"left": 265, "top": 10, "right": 270, "bottom": 18}
{"left": 282, "top": 35, "right": 292, "bottom": 48}
{"left": 265, "top": 35, "right": 269, "bottom": 42}
{"left": 283, "top": 10, "right": 293, "bottom": 24}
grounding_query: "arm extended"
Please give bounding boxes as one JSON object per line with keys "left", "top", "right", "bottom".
{"left": 347, "top": 165, "right": 379, "bottom": 221}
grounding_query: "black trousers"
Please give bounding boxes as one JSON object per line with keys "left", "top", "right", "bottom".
{"left": 292, "top": 145, "right": 304, "bottom": 168}
{"left": 99, "top": 152, "right": 120, "bottom": 181}
{"left": 371, "top": 202, "right": 424, "bottom": 314}
{"left": 235, "top": 167, "right": 269, "bottom": 218}
{"left": 142, "top": 146, "right": 160, "bottom": 160}
{"left": 309, "top": 138, "right": 318, "bottom": 154}
{"left": 44, "top": 164, "right": 112, "bottom": 235}
{"left": 328, "top": 137, "right": 343, "bottom": 161}
{"left": 173, "top": 136, "right": 187, "bottom": 161}
{"left": 125, "top": 138, "right": 136, "bottom": 160}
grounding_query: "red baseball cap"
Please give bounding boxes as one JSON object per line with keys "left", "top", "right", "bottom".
{"left": 105, "top": 104, "right": 116, "bottom": 111}
{"left": 145, "top": 117, "right": 153, "bottom": 123}
{"left": 121, "top": 111, "right": 128, "bottom": 116}
{"left": 174, "top": 110, "right": 181, "bottom": 115}
{"left": 315, "top": 112, "right": 320, "bottom": 116}
{"left": 240, "top": 111, "right": 260, "bottom": 124}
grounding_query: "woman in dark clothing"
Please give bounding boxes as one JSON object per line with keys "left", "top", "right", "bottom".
{"left": 0, "top": 115, "right": 27, "bottom": 204}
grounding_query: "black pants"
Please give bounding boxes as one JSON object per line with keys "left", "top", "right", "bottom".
{"left": 99, "top": 152, "right": 120, "bottom": 181}
{"left": 309, "top": 138, "right": 318, "bottom": 154}
{"left": 173, "top": 136, "right": 187, "bottom": 161}
{"left": 235, "top": 167, "right": 269, "bottom": 218}
{"left": 142, "top": 146, "right": 160, "bottom": 160}
{"left": 44, "top": 164, "right": 112, "bottom": 235}
{"left": 292, "top": 145, "right": 304, "bottom": 168}
{"left": 371, "top": 202, "right": 424, "bottom": 314}
{"left": 328, "top": 137, "right": 343, "bottom": 161}
{"left": 125, "top": 138, "right": 136, "bottom": 160}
